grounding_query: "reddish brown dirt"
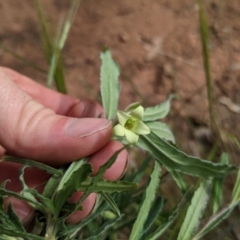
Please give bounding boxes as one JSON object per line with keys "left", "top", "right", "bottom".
{"left": 0, "top": 0, "right": 240, "bottom": 162}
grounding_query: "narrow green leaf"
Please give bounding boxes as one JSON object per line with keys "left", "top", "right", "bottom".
{"left": 138, "top": 133, "right": 236, "bottom": 178}
{"left": 58, "top": 203, "right": 108, "bottom": 238}
{"left": 146, "top": 121, "right": 175, "bottom": 143}
{"left": 0, "top": 225, "right": 45, "bottom": 240}
{"left": 19, "top": 166, "right": 38, "bottom": 206}
{"left": 131, "top": 155, "right": 152, "bottom": 183}
{"left": 177, "top": 180, "right": 211, "bottom": 240}
{"left": 42, "top": 173, "right": 62, "bottom": 198}
{"left": 232, "top": 166, "right": 240, "bottom": 203}
{"left": 53, "top": 162, "right": 92, "bottom": 216}
{"left": 73, "top": 148, "right": 124, "bottom": 214}
{"left": 143, "top": 95, "right": 174, "bottom": 121}
{"left": 146, "top": 190, "right": 189, "bottom": 240}
{"left": 0, "top": 181, "right": 8, "bottom": 212}
{"left": 78, "top": 177, "right": 137, "bottom": 193}
{"left": 167, "top": 167, "right": 187, "bottom": 192}
{"left": 56, "top": 158, "right": 87, "bottom": 192}
{"left": 24, "top": 189, "right": 55, "bottom": 215}
{"left": 212, "top": 153, "right": 229, "bottom": 213}
{"left": 193, "top": 200, "right": 240, "bottom": 240}
{"left": 0, "top": 210, "right": 20, "bottom": 232}
{"left": 3, "top": 156, "right": 62, "bottom": 176}
{"left": 0, "top": 234, "right": 18, "bottom": 240}
{"left": 141, "top": 197, "right": 165, "bottom": 240}
{"left": 100, "top": 48, "right": 120, "bottom": 120}
{"left": 0, "top": 189, "right": 44, "bottom": 212}
{"left": 129, "top": 162, "right": 161, "bottom": 240}
{"left": 101, "top": 192, "right": 120, "bottom": 216}
{"left": 83, "top": 215, "right": 123, "bottom": 240}
{"left": 6, "top": 203, "right": 25, "bottom": 233}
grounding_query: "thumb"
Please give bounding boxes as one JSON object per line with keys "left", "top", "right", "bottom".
{"left": 0, "top": 68, "right": 112, "bottom": 165}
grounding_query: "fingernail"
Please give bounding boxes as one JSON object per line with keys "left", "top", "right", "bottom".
{"left": 65, "top": 118, "right": 111, "bottom": 138}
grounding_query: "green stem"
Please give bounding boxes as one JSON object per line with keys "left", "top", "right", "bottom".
{"left": 198, "top": 0, "right": 215, "bottom": 132}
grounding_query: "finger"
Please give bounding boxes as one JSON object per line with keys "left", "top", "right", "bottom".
{"left": 2, "top": 67, "right": 80, "bottom": 115}
{"left": 0, "top": 68, "right": 112, "bottom": 165}
{"left": 4, "top": 197, "right": 35, "bottom": 229}
{"left": 3, "top": 67, "right": 105, "bottom": 119}
{"left": 89, "top": 140, "right": 128, "bottom": 180}
{"left": 1, "top": 162, "right": 50, "bottom": 229}
{"left": 0, "top": 162, "right": 51, "bottom": 192}
{"left": 2, "top": 141, "right": 128, "bottom": 225}
{"left": 65, "top": 141, "right": 128, "bottom": 224}
{"left": 66, "top": 99, "right": 105, "bottom": 119}
{"left": 66, "top": 193, "right": 97, "bottom": 224}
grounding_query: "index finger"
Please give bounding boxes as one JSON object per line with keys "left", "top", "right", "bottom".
{"left": 1, "top": 67, "right": 94, "bottom": 116}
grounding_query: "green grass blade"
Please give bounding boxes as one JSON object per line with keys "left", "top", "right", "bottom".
{"left": 46, "top": 0, "right": 81, "bottom": 92}
{"left": 100, "top": 48, "right": 120, "bottom": 120}
{"left": 0, "top": 44, "right": 47, "bottom": 74}
{"left": 129, "top": 161, "right": 161, "bottom": 240}
{"left": 35, "top": 0, "right": 66, "bottom": 93}
{"left": 35, "top": 0, "right": 52, "bottom": 60}
{"left": 177, "top": 179, "right": 211, "bottom": 240}
{"left": 198, "top": 0, "right": 214, "bottom": 130}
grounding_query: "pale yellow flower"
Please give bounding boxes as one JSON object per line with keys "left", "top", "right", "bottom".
{"left": 113, "top": 105, "right": 150, "bottom": 144}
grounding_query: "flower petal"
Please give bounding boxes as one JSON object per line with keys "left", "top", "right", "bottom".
{"left": 124, "top": 129, "right": 139, "bottom": 144}
{"left": 113, "top": 124, "right": 125, "bottom": 136}
{"left": 125, "top": 102, "right": 141, "bottom": 113}
{"left": 130, "top": 106, "right": 144, "bottom": 120}
{"left": 132, "top": 121, "right": 151, "bottom": 135}
{"left": 117, "top": 111, "right": 131, "bottom": 126}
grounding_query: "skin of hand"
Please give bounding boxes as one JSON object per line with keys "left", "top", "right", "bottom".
{"left": 0, "top": 67, "right": 128, "bottom": 228}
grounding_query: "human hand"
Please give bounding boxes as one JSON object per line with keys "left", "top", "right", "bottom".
{"left": 0, "top": 67, "right": 128, "bottom": 228}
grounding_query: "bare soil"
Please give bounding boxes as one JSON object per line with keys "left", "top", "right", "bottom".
{"left": 0, "top": 0, "right": 240, "bottom": 162}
